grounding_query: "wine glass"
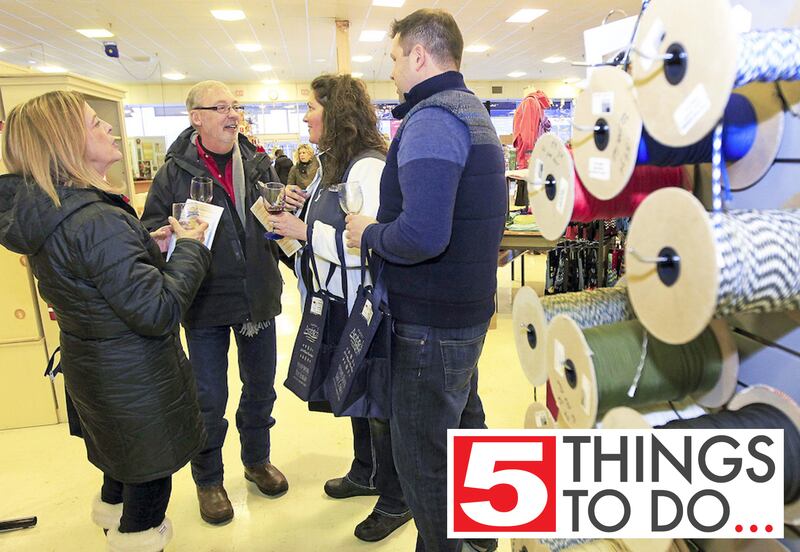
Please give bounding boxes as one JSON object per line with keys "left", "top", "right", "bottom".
{"left": 258, "top": 181, "right": 285, "bottom": 239}
{"left": 338, "top": 181, "right": 363, "bottom": 215}
{"left": 190, "top": 176, "right": 213, "bottom": 203}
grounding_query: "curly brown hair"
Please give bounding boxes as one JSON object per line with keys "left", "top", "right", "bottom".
{"left": 310, "top": 74, "right": 387, "bottom": 187}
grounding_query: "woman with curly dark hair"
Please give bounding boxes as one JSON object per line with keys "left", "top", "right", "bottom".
{"left": 268, "top": 74, "right": 411, "bottom": 542}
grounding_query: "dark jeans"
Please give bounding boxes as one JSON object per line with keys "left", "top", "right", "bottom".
{"left": 389, "top": 320, "right": 491, "bottom": 552}
{"left": 185, "top": 322, "right": 278, "bottom": 486}
{"left": 101, "top": 474, "right": 171, "bottom": 533}
{"left": 347, "top": 417, "right": 408, "bottom": 516}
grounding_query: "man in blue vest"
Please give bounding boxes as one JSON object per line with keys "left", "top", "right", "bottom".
{"left": 346, "top": 9, "right": 506, "bottom": 552}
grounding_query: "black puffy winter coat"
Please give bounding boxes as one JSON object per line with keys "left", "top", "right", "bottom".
{"left": 142, "top": 128, "right": 282, "bottom": 328}
{"left": 0, "top": 175, "right": 211, "bottom": 483}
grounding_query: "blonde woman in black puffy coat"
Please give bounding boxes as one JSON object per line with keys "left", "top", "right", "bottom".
{"left": 0, "top": 91, "right": 210, "bottom": 552}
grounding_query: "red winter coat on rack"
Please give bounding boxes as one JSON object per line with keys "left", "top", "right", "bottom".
{"left": 513, "top": 90, "right": 552, "bottom": 170}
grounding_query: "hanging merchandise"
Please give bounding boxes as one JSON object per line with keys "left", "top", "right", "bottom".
{"left": 603, "top": 385, "right": 800, "bottom": 525}
{"left": 547, "top": 316, "right": 738, "bottom": 429}
{"left": 528, "top": 134, "right": 689, "bottom": 241}
{"left": 631, "top": 0, "right": 800, "bottom": 147}
{"left": 513, "top": 89, "right": 552, "bottom": 170}
{"left": 513, "top": 285, "right": 633, "bottom": 386}
{"left": 572, "top": 67, "right": 784, "bottom": 199}
{"left": 626, "top": 187, "right": 800, "bottom": 344}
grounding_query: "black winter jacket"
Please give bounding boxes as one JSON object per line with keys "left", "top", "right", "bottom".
{"left": 0, "top": 175, "right": 211, "bottom": 483}
{"left": 274, "top": 154, "right": 293, "bottom": 185}
{"left": 142, "top": 128, "right": 283, "bottom": 328}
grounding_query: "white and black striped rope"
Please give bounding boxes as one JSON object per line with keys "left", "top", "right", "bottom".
{"left": 714, "top": 209, "right": 800, "bottom": 318}
{"left": 736, "top": 28, "right": 800, "bottom": 89}
{"left": 542, "top": 285, "right": 634, "bottom": 328}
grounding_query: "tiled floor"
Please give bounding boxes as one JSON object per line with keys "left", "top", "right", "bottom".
{"left": 0, "top": 255, "right": 546, "bottom": 551}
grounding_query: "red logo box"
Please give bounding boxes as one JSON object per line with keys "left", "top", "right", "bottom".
{"left": 451, "top": 435, "right": 556, "bottom": 534}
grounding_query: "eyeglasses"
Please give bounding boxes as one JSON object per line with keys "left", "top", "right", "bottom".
{"left": 192, "top": 104, "right": 245, "bottom": 114}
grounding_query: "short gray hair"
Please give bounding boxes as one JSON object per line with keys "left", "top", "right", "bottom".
{"left": 185, "top": 80, "right": 231, "bottom": 112}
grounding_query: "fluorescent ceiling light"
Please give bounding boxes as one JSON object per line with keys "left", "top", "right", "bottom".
{"left": 77, "top": 29, "right": 114, "bottom": 38}
{"left": 351, "top": 72, "right": 364, "bottom": 78}
{"left": 211, "top": 9, "right": 246, "bottom": 21}
{"left": 236, "top": 43, "right": 262, "bottom": 52}
{"left": 506, "top": 9, "right": 548, "bottom": 23}
{"left": 38, "top": 65, "right": 67, "bottom": 73}
{"left": 372, "top": 0, "right": 405, "bottom": 6}
{"left": 0, "top": 46, "right": 5, "bottom": 52}
{"left": 163, "top": 72, "right": 186, "bottom": 80}
{"left": 507, "top": 71, "right": 526, "bottom": 78}
{"left": 352, "top": 55, "right": 373, "bottom": 63}
{"left": 314, "top": 58, "right": 326, "bottom": 62}
{"left": 359, "top": 30, "right": 386, "bottom": 42}
{"left": 542, "top": 56, "right": 565, "bottom": 64}
{"left": 262, "top": 78, "right": 280, "bottom": 84}
{"left": 251, "top": 64, "right": 272, "bottom": 72}
{"left": 464, "top": 44, "right": 490, "bottom": 53}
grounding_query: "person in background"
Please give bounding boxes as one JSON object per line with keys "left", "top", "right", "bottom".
{"left": 142, "top": 80, "right": 287, "bottom": 526}
{"left": 345, "top": 9, "right": 506, "bottom": 552}
{"left": 268, "top": 74, "right": 411, "bottom": 543}
{"left": 0, "top": 90, "right": 210, "bottom": 551}
{"left": 273, "top": 148, "right": 293, "bottom": 184}
{"left": 286, "top": 143, "right": 319, "bottom": 189}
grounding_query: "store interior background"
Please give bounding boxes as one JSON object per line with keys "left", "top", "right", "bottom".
{"left": 1, "top": 0, "right": 799, "bottom": 551}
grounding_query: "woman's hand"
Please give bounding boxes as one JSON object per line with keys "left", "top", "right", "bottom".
{"left": 268, "top": 212, "right": 307, "bottom": 241}
{"left": 169, "top": 216, "right": 209, "bottom": 244}
{"left": 284, "top": 185, "right": 308, "bottom": 210}
{"left": 150, "top": 225, "right": 173, "bottom": 253}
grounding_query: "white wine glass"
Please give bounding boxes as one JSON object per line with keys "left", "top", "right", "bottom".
{"left": 338, "top": 181, "right": 363, "bottom": 215}
{"left": 190, "top": 176, "right": 213, "bottom": 203}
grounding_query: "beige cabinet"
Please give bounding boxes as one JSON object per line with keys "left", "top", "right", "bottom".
{"left": 0, "top": 339, "right": 57, "bottom": 429}
{"left": 0, "top": 248, "right": 42, "bottom": 343}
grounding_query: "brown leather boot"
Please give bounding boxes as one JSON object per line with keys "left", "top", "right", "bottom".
{"left": 244, "top": 462, "right": 288, "bottom": 496}
{"left": 196, "top": 484, "right": 233, "bottom": 525}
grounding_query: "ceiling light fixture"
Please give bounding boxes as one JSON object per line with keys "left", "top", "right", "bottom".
{"left": 506, "top": 9, "right": 548, "bottom": 23}
{"left": 314, "top": 58, "right": 327, "bottom": 63}
{"left": 351, "top": 72, "right": 364, "bottom": 78}
{"left": 211, "top": 9, "right": 246, "bottom": 21}
{"left": 251, "top": 64, "right": 272, "bottom": 72}
{"left": 352, "top": 55, "right": 373, "bottom": 63}
{"left": 38, "top": 65, "right": 67, "bottom": 73}
{"left": 0, "top": 46, "right": 5, "bottom": 52}
{"left": 372, "top": 0, "right": 405, "bottom": 6}
{"left": 359, "top": 30, "right": 386, "bottom": 42}
{"left": 507, "top": 71, "right": 527, "bottom": 78}
{"left": 464, "top": 44, "right": 490, "bottom": 53}
{"left": 542, "top": 56, "right": 565, "bottom": 64}
{"left": 236, "top": 43, "right": 262, "bottom": 52}
{"left": 163, "top": 72, "right": 186, "bottom": 80}
{"left": 262, "top": 78, "right": 280, "bottom": 84}
{"left": 76, "top": 29, "right": 114, "bottom": 38}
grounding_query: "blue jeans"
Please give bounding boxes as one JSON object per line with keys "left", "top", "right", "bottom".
{"left": 185, "top": 322, "right": 278, "bottom": 486}
{"left": 347, "top": 417, "right": 408, "bottom": 516}
{"left": 389, "top": 320, "right": 491, "bottom": 552}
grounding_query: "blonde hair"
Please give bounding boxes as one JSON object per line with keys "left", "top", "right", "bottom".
{"left": 3, "top": 90, "right": 119, "bottom": 207}
{"left": 295, "top": 143, "right": 315, "bottom": 162}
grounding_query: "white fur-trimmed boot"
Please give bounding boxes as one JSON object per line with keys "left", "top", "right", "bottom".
{"left": 91, "top": 493, "right": 123, "bottom": 534}
{"left": 106, "top": 518, "right": 173, "bottom": 552}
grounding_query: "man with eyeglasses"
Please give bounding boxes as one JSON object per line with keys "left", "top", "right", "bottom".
{"left": 142, "top": 80, "right": 286, "bottom": 526}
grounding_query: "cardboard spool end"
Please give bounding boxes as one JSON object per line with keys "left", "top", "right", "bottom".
{"left": 632, "top": 0, "right": 738, "bottom": 147}
{"left": 626, "top": 188, "right": 719, "bottom": 345}
{"left": 529, "top": 134, "right": 576, "bottom": 241}
{"left": 513, "top": 286, "right": 549, "bottom": 386}
{"left": 573, "top": 67, "right": 643, "bottom": 200}
{"left": 546, "top": 314, "right": 599, "bottom": 429}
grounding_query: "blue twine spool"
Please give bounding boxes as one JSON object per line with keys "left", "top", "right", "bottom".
{"left": 637, "top": 93, "right": 757, "bottom": 165}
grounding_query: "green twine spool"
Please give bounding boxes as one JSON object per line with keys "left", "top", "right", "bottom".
{"left": 585, "top": 320, "right": 723, "bottom": 416}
